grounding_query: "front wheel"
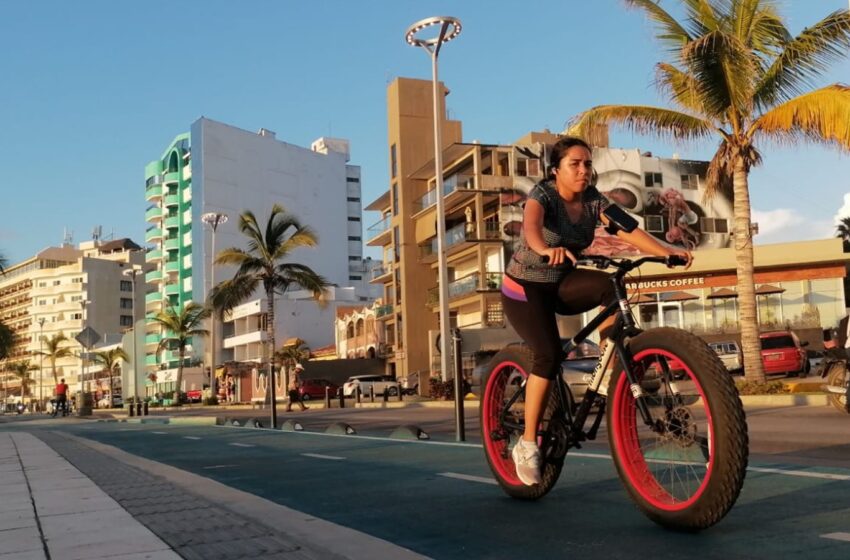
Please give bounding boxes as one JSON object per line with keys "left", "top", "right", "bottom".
{"left": 826, "top": 363, "right": 850, "bottom": 414}
{"left": 480, "top": 346, "right": 566, "bottom": 500}
{"left": 607, "top": 328, "right": 748, "bottom": 531}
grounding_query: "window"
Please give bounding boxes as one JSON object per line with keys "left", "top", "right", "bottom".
{"left": 645, "top": 215, "right": 665, "bottom": 232}
{"left": 390, "top": 144, "right": 398, "bottom": 178}
{"left": 120, "top": 315, "right": 133, "bottom": 327}
{"left": 348, "top": 256, "right": 360, "bottom": 261}
{"left": 392, "top": 182, "right": 398, "bottom": 216}
{"left": 120, "top": 280, "right": 132, "bottom": 292}
{"left": 681, "top": 174, "right": 700, "bottom": 189}
{"left": 349, "top": 275, "right": 362, "bottom": 281}
{"left": 71, "top": 313, "right": 82, "bottom": 320}
{"left": 71, "top": 295, "right": 82, "bottom": 302}
{"left": 72, "top": 277, "right": 83, "bottom": 283}
{"left": 347, "top": 216, "right": 361, "bottom": 222}
{"left": 346, "top": 196, "right": 360, "bottom": 202}
{"left": 347, "top": 236, "right": 361, "bottom": 241}
{"left": 120, "top": 298, "right": 133, "bottom": 309}
{"left": 53, "top": 280, "right": 61, "bottom": 286}
{"left": 700, "top": 217, "right": 729, "bottom": 234}
{"left": 644, "top": 172, "right": 663, "bottom": 187}
{"left": 346, "top": 177, "right": 360, "bottom": 183}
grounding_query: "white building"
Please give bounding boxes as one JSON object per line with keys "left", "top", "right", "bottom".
{"left": 144, "top": 118, "right": 377, "bottom": 380}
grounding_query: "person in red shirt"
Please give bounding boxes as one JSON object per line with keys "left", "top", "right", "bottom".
{"left": 55, "top": 378, "right": 69, "bottom": 414}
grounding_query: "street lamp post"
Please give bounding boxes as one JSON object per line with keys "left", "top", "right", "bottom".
{"left": 405, "top": 16, "right": 462, "bottom": 385}
{"left": 202, "top": 212, "right": 228, "bottom": 401}
{"left": 79, "top": 299, "right": 91, "bottom": 408}
{"left": 123, "top": 267, "right": 143, "bottom": 412}
{"left": 37, "top": 317, "right": 45, "bottom": 412}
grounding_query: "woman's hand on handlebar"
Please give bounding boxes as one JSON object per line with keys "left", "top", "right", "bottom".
{"left": 540, "top": 247, "right": 577, "bottom": 267}
{"left": 667, "top": 248, "right": 693, "bottom": 270}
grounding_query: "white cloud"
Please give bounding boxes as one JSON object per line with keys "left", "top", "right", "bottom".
{"left": 834, "top": 193, "right": 850, "bottom": 225}
{"left": 751, "top": 208, "right": 834, "bottom": 244}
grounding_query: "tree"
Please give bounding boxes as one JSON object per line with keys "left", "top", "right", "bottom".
{"left": 0, "top": 321, "right": 13, "bottom": 362}
{"left": 274, "top": 340, "right": 310, "bottom": 379}
{"left": 150, "top": 303, "right": 209, "bottom": 405}
{"left": 6, "top": 361, "right": 36, "bottom": 400}
{"left": 209, "top": 204, "right": 331, "bottom": 428}
{"left": 93, "top": 348, "right": 129, "bottom": 406}
{"left": 836, "top": 216, "right": 850, "bottom": 251}
{"left": 568, "top": 0, "right": 850, "bottom": 383}
{"left": 35, "top": 333, "right": 73, "bottom": 386}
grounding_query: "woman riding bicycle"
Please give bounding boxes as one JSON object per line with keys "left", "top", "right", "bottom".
{"left": 502, "top": 136, "right": 692, "bottom": 485}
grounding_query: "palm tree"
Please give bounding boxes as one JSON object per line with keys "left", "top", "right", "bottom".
{"left": 6, "top": 361, "right": 36, "bottom": 402}
{"left": 35, "top": 333, "right": 73, "bottom": 386}
{"left": 150, "top": 303, "right": 209, "bottom": 405}
{"left": 93, "top": 348, "right": 129, "bottom": 406}
{"left": 0, "top": 321, "right": 13, "bottom": 362}
{"left": 274, "top": 340, "right": 310, "bottom": 379}
{"left": 568, "top": 0, "right": 850, "bottom": 383}
{"left": 209, "top": 204, "right": 331, "bottom": 428}
{"left": 836, "top": 216, "right": 850, "bottom": 251}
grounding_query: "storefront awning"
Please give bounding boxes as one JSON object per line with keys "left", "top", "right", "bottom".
{"left": 707, "top": 288, "right": 738, "bottom": 299}
{"left": 755, "top": 284, "right": 785, "bottom": 295}
{"left": 631, "top": 293, "right": 657, "bottom": 304}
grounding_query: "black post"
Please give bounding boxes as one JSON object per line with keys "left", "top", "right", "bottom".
{"left": 338, "top": 387, "right": 345, "bottom": 409}
{"left": 356, "top": 386, "right": 361, "bottom": 405}
{"left": 142, "top": 401, "right": 149, "bottom": 416}
{"left": 369, "top": 385, "right": 375, "bottom": 403}
{"left": 269, "top": 363, "right": 278, "bottom": 429}
{"left": 452, "top": 328, "right": 465, "bottom": 442}
{"left": 382, "top": 388, "right": 388, "bottom": 403}
{"left": 137, "top": 402, "right": 142, "bottom": 416}
{"left": 129, "top": 400, "right": 135, "bottom": 417}
{"left": 324, "top": 386, "right": 331, "bottom": 409}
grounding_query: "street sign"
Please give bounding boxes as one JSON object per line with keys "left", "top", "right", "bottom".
{"left": 75, "top": 326, "right": 101, "bottom": 349}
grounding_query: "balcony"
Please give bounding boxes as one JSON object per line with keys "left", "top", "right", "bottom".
{"left": 375, "top": 304, "right": 394, "bottom": 318}
{"left": 145, "top": 206, "right": 162, "bottom": 222}
{"left": 164, "top": 193, "right": 180, "bottom": 208}
{"left": 145, "top": 183, "right": 162, "bottom": 201}
{"left": 366, "top": 215, "right": 392, "bottom": 246}
{"left": 146, "top": 249, "right": 162, "bottom": 262}
{"left": 413, "top": 173, "right": 476, "bottom": 213}
{"left": 164, "top": 283, "right": 179, "bottom": 296}
{"left": 163, "top": 171, "right": 180, "bottom": 184}
{"left": 223, "top": 330, "right": 268, "bottom": 348}
{"left": 145, "top": 270, "right": 162, "bottom": 283}
{"left": 164, "top": 237, "right": 180, "bottom": 250}
{"left": 145, "top": 227, "right": 163, "bottom": 243}
{"left": 164, "top": 260, "right": 179, "bottom": 273}
{"left": 145, "top": 333, "right": 160, "bottom": 346}
{"left": 145, "top": 292, "right": 163, "bottom": 305}
{"left": 145, "top": 354, "right": 159, "bottom": 366}
{"left": 427, "top": 271, "right": 501, "bottom": 306}
{"left": 419, "top": 221, "right": 502, "bottom": 263}
{"left": 164, "top": 215, "right": 180, "bottom": 228}
{"left": 369, "top": 264, "right": 393, "bottom": 283}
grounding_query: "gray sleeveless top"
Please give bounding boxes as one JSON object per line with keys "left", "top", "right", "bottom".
{"left": 506, "top": 180, "right": 611, "bottom": 283}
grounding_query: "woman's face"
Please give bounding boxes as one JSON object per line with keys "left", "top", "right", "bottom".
{"left": 553, "top": 146, "right": 593, "bottom": 196}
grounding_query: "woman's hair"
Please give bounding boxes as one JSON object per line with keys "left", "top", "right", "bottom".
{"left": 548, "top": 136, "right": 591, "bottom": 177}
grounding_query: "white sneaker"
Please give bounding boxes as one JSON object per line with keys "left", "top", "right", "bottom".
{"left": 511, "top": 439, "right": 542, "bottom": 486}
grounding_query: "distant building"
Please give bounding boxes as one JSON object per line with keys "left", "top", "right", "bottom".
{"left": 0, "top": 239, "right": 145, "bottom": 405}
{"left": 143, "top": 119, "right": 376, "bottom": 395}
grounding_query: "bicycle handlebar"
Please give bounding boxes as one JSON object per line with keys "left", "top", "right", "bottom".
{"left": 540, "top": 253, "right": 689, "bottom": 271}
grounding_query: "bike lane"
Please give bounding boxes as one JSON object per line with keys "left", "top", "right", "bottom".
{"left": 46, "top": 422, "right": 850, "bottom": 559}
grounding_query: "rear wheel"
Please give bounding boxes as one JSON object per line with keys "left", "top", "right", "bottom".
{"left": 480, "top": 346, "right": 565, "bottom": 500}
{"left": 607, "top": 328, "right": 748, "bottom": 531}
{"left": 826, "top": 363, "right": 850, "bottom": 414}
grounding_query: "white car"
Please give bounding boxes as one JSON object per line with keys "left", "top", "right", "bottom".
{"left": 342, "top": 375, "right": 399, "bottom": 397}
{"left": 97, "top": 394, "right": 123, "bottom": 408}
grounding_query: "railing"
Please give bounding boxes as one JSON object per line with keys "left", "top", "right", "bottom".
{"left": 412, "top": 173, "right": 476, "bottom": 212}
{"left": 370, "top": 264, "right": 392, "bottom": 280}
{"left": 367, "top": 215, "right": 392, "bottom": 239}
{"left": 426, "top": 271, "right": 503, "bottom": 305}
{"left": 375, "top": 304, "right": 394, "bottom": 318}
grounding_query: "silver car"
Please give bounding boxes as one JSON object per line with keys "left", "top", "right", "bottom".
{"left": 342, "top": 375, "right": 399, "bottom": 397}
{"left": 708, "top": 341, "right": 743, "bottom": 372}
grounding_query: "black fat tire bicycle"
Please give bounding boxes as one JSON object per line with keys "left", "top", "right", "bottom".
{"left": 480, "top": 255, "right": 749, "bottom": 531}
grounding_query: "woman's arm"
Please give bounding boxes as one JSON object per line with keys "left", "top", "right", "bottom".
{"left": 600, "top": 213, "right": 693, "bottom": 267}
{"left": 524, "top": 199, "right": 576, "bottom": 265}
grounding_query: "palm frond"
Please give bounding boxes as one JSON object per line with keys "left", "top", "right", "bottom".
{"left": 274, "top": 227, "right": 319, "bottom": 261}
{"left": 209, "top": 274, "right": 260, "bottom": 317}
{"left": 238, "top": 210, "right": 269, "bottom": 260}
{"left": 567, "top": 105, "right": 713, "bottom": 143}
{"left": 624, "top": 0, "right": 692, "bottom": 54}
{"left": 704, "top": 138, "right": 761, "bottom": 201}
{"left": 754, "top": 10, "right": 850, "bottom": 110}
{"left": 654, "top": 62, "right": 704, "bottom": 113}
{"left": 751, "top": 84, "right": 850, "bottom": 150}
{"left": 215, "top": 248, "right": 252, "bottom": 266}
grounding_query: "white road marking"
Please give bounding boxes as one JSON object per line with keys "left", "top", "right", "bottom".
{"left": 302, "top": 453, "right": 345, "bottom": 461}
{"left": 203, "top": 464, "right": 238, "bottom": 470}
{"left": 821, "top": 532, "right": 850, "bottom": 542}
{"left": 438, "top": 472, "right": 498, "bottom": 486}
{"left": 118, "top": 429, "right": 137, "bottom": 431}
{"left": 152, "top": 431, "right": 167, "bottom": 434}
{"left": 230, "top": 443, "right": 254, "bottom": 448}
{"left": 183, "top": 436, "right": 202, "bottom": 440}
{"left": 749, "top": 467, "right": 850, "bottom": 481}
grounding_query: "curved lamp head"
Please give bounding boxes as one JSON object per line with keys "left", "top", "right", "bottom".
{"left": 201, "top": 212, "right": 229, "bottom": 228}
{"left": 405, "top": 16, "right": 462, "bottom": 50}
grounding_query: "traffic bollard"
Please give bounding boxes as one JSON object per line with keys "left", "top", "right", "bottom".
{"left": 356, "top": 386, "right": 361, "bottom": 405}
{"left": 324, "top": 386, "right": 331, "bottom": 409}
{"left": 129, "top": 402, "right": 135, "bottom": 417}
{"left": 369, "top": 386, "right": 375, "bottom": 403}
{"left": 338, "top": 387, "right": 345, "bottom": 409}
{"left": 142, "top": 402, "right": 148, "bottom": 416}
{"left": 382, "top": 388, "right": 388, "bottom": 403}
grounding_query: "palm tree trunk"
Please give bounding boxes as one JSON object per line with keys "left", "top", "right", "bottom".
{"left": 109, "top": 365, "right": 114, "bottom": 404}
{"left": 733, "top": 156, "right": 766, "bottom": 384}
{"left": 176, "top": 347, "right": 184, "bottom": 406}
{"left": 266, "top": 287, "right": 278, "bottom": 429}
{"left": 51, "top": 359, "right": 58, "bottom": 385}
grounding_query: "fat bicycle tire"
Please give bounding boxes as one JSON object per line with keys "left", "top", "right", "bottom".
{"left": 480, "top": 345, "right": 566, "bottom": 500}
{"left": 606, "top": 328, "right": 748, "bottom": 531}
{"left": 825, "top": 362, "right": 850, "bottom": 414}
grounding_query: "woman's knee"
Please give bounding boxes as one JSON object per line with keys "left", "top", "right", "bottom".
{"left": 532, "top": 349, "right": 561, "bottom": 379}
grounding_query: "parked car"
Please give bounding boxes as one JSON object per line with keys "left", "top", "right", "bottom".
{"left": 97, "top": 394, "right": 123, "bottom": 408}
{"left": 709, "top": 341, "right": 743, "bottom": 372}
{"left": 185, "top": 390, "right": 203, "bottom": 403}
{"left": 807, "top": 349, "right": 825, "bottom": 375}
{"left": 759, "top": 331, "right": 809, "bottom": 376}
{"left": 299, "top": 378, "right": 339, "bottom": 400}
{"left": 342, "top": 374, "right": 399, "bottom": 397}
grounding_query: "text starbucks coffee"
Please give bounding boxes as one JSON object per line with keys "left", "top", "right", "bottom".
{"left": 627, "top": 277, "right": 706, "bottom": 290}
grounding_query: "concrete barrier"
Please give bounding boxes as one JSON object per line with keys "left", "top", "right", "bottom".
{"left": 325, "top": 422, "right": 356, "bottom": 435}
{"left": 389, "top": 425, "right": 430, "bottom": 441}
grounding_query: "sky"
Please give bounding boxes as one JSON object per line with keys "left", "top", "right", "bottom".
{"left": 1, "top": 0, "right": 849, "bottom": 265}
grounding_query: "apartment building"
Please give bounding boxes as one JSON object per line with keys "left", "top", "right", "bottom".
{"left": 143, "top": 118, "right": 376, "bottom": 394}
{"left": 0, "top": 240, "right": 145, "bottom": 405}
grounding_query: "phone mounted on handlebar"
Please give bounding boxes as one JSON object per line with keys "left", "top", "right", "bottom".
{"left": 602, "top": 204, "right": 638, "bottom": 235}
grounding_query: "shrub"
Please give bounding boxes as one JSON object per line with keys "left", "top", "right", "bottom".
{"left": 735, "top": 379, "right": 791, "bottom": 395}
{"left": 203, "top": 396, "right": 219, "bottom": 406}
{"left": 429, "top": 377, "right": 455, "bottom": 400}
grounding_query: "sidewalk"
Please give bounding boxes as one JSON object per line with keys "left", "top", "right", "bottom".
{"left": 0, "top": 431, "right": 179, "bottom": 560}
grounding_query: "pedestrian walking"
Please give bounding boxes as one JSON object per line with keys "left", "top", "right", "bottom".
{"left": 285, "top": 363, "right": 309, "bottom": 412}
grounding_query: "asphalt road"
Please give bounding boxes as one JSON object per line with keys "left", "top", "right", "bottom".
{"left": 2, "top": 403, "right": 849, "bottom": 559}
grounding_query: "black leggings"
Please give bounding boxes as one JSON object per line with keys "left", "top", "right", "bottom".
{"left": 502, "top": 268, "right": 614, "bottom": 379}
